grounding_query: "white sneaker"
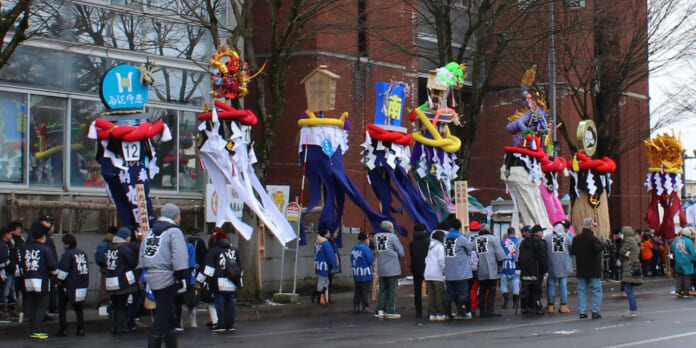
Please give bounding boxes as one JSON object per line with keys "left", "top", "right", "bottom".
{"left": 429, "top": 315, "right": 436, "bottom": 321}
{"left": 374, "top": 310, "right": 385, "bottom": 318}
{"left": 622, "top": 310, "right": 639, "bottom": 318}
{"left": 385, "top": 313, "right": 401, "bottom": 319}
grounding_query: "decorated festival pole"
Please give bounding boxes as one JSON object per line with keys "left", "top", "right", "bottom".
{"left": 88, "top": 61, "right": 168, "bottom": 234}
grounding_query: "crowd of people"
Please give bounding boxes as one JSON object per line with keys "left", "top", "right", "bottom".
{"left": 332, "top": 216, "right": 685, "bottom": 323}
{"left": 3, "top": 208, "right": 696, "bottom": 342}
{"left": 0, "top": 203, "right": 243, "bottom": 348}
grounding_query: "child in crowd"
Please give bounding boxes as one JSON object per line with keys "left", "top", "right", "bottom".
{"left": 351, "top": 232, "right": 374, "bottom": 313}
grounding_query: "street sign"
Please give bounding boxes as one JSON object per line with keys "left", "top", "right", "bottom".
{"left": 286, "top": 202, "right": 301, "bottom": 222}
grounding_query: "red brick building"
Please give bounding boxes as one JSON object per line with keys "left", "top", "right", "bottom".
{"left": 253, "top": 0, "right": 650, "bottom": 238}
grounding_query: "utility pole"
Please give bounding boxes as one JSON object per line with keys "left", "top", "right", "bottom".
{"left": 549, "top": 0, "right": 558, "bottom": 156}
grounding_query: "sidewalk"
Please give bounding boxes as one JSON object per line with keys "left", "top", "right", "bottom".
{"left": 0, "top": 276, "right": 674, "bottom": 339}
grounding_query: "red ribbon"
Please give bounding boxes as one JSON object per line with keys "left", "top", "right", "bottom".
{"left": 197, "top": 100, "right": 258, "bottom": 126}
{"left": 365, "top": 124, "right": 413, "bottom": 146}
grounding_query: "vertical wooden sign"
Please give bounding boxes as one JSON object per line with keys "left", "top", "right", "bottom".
{"left": 454, "top": 180, "right": 469, "bottom": 230}
{"left": 135, "top": 184, "right": 150, "bottom": 237}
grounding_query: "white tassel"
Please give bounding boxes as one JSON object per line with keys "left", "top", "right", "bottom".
{"left": 87, "top": 121, "right": 97, "bottom": 139}
{"left": 161, "top": 124, "right": 173, "bottom": 142}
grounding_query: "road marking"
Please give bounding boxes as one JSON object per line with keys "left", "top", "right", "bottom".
{"left": 605, "top": 331, "right": 696, "bottom": 347}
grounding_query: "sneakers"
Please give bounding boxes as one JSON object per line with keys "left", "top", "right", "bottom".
{"left": 579, "top": 313, "right": 588, "bottom": 319}
{"left": 559, "top": 304, "right": 570, "bottom": 313}
{"left": 30, "top": 332, "right": 48, "bottom": 339}
{"left": 591, "top": 312, "right": 602, "bottom": 319}
{"left": 374, "top": 310, "right": 385, "bottom": 318}
{"left": 547, "top": 305, "right": 555, "bottom": 314}
{"left": 175, "top": 327, "right": 184, "bottom": 332}
{"left": 211, "top": 324, "right": 226, "bottom": 332}
{"left": 384, "top": 313, "right": 401, "bottom": 319}
{"left": 429, "top": 315, "right": 437, "bottom": 321}
{"left": 226, "top": 327, "right": 236, "bottom": 333}
{"left": 454, "top": 314, "right": 471, "bottom": 320}
{"left": 622, "top": 310, "right": 639, "bottom": 318}
{"left": 362, "top": 306, "right": 372, "bottom": 313}
{"left": 435, "top": 314, "right": 447, "bottom": 321}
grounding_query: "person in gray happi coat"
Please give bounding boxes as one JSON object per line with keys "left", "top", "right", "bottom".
{"left": 444, "top": 219, "right": 474, "bottom": 319}
{"left": 374, "top": 221, "right": 405, "bottom": 319}
{"left": 475, "top": 224, "right": 506, "bottom": 317}
{"left": 544, "top": 221, "right": 573, "bottom": 314}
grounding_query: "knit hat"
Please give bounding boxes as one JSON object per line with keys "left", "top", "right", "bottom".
{"left": 161, "top": 203, "right": 181, "bottom": 220}
{"left": 469, "top": 221, "right": 481, "bottom": 231}
{"left": 582, "top": 217, "right": 598, "bottom": 228}
{"left": 214, "top": 229, "right": 228, "bottom": 242}
{"left": 521, "top": 225, "right": 532, "bottom": 233}
{"left": 380, "top": 220, "right": 394, "bottom": 232}
{"left": 117, "top": 227, "right": 131, "bottom": 239}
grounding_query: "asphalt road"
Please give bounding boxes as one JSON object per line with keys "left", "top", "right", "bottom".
{"left": 4, "top": 285, "right": 694, "bottom": 348}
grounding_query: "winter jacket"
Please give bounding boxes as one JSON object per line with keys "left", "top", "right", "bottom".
{"left": 374, "top": 231, "right": 404, "bottom": 277}
{"left": 476, "top": 232, "right": 506, "bottom": 280}
{"left": 21, "top": 241, "right": 58, "bottom": 294}
{"left": 314, "top": 235, "right": 336, "bottom": 276}
{"left": 570, "top": 228, "right": 603, "bottom": 278}
{"left": 104, "top": 241, "right": 138, "bottom": 294}
{"left": 501, "top": 236, "right": 519, "bottom": 276}
{"left": 409, "top": 229, "right": 430, "bottom": 278}
{"left": 619, "top": 227, "right": 642, "bottom": 284}
{"left": 0, "top": 239, "right": 9, "bottom": 282}
{"left": 188, "top": 236, "right": 208, "bottom": 269}
{"left": 639, "top": 239, "right": 653, "bottom": 261}
{"left": 424, "top": 239, "right": 446, "bottom": 282}
{"left": 138, "top": 217, "right": 189, "bottom": 291}
{"left": 673, "top": 235, "right": 696, "bottom": 275}
{"left": 518, "top": 235, "right": 548, "bottom": 281}
{"left": 544, "top": 226, "right": 573, "bottom": 278}
{"left": 56, "top": 248, "right": 90, "bottom": 303}
{"left": 351, "top": 242, "right": 374, "bottom": 282}
{"left": 444, "top": 228, "right": 474, "bottom": 281}
{"left": 198, "top": 238, "right": 241, "bottom": 294}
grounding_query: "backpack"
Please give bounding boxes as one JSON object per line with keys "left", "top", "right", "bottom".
{"left": 225, "top": 257, "right": 242, "bottom": 288}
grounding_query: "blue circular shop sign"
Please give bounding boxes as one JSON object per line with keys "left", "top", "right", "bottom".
{"left": 100, "top": 65, "right": 149, "bottom": 110}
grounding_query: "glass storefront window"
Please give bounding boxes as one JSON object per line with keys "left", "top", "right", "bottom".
{"left": 0, "top": 91, "right": 28, "bottom": 184}
{"left": 179, "top": 111, "right": 203, "bottom": 192}
{"left": 70, "top": 99, "right": 106, "bottom": 188}
{"left": 29, "top": 95, "right": 67, "bottom": 186}
{"left": 144, "top": 107, "right": 178, "bottom": 190}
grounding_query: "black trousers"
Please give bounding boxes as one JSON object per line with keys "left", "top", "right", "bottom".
{"left": 110, "top": 293, "right": 129, "bottom": 312}
{"left": 520, "top": 279, "right": 542, "bottom": 311}
{"left": 152, "top": 284, "right": 178, "bottom": 336}
{"left": 353, "top": 281, "right": 372, "bottom": 310}
{"left": 478, "top": 279, "right": 497, "bottom": 313}
{"left": 412, "top": 275, "right": 424, "bottom": 316}
{"left": 24, "top": 292, "right": 48, "bottom": 333}
{"left": 48, "top": 277, "right": 58, "bottom": 313}
{"left": 58, "top": 288, "right": 84, "bottom": 331}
